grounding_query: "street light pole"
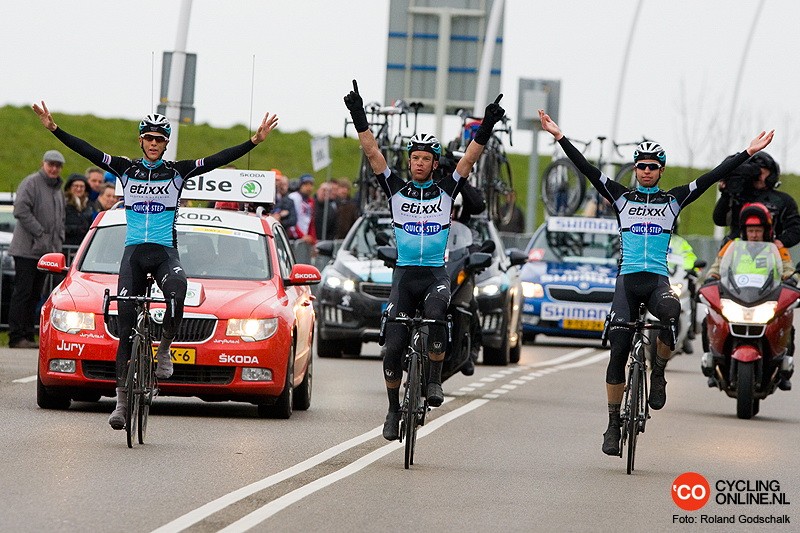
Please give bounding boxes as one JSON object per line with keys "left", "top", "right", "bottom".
{"left": 163, "top": 0, "right": 193, "bottom": 161}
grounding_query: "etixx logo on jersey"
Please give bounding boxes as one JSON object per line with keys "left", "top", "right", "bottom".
{"left": 403, "top": 221, "right": 442, "bottom": 235}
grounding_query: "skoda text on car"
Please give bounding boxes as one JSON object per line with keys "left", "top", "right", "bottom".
{"left": 520, "top": 216, "right": 619, "bottom": 342}
{"left": 36, "top": 169, "right": 321, "bottom": 418}
{"left": 316, "top": 213, "right": 525, "bottom": 364}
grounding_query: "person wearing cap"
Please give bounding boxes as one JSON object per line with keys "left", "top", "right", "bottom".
{"left": 539, "top": 108, "right": 774, "bottom": 456}
{"left": 7, "top": 149, "right": 67, "bottom": 349}
{"left": 64, "top": 173, "right": 94, "bottom": 246}
{"left": 32, "top": 101, "right": 278, "bottom": 430}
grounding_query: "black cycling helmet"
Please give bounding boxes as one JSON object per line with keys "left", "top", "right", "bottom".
{"left": 407, "top": 133, "right": 442, "bottom": 157}
{"left": 139, "top": 113, "right": 172, "bottom": 139}
{"left": 739, "top": 202, "right": 774, "bottom": 241}
{"left": 633, "top": 141, "right": 666, "bottom": 166}
{"left": 748, "top": 151, "right": 781, "bottom": 189}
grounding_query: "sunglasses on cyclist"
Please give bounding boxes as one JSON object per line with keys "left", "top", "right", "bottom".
{"left": 635, "top": 162, "right": 662, "bottom": 171}
{"left": 141, "top": 134, "right": 167, "bottom": 143}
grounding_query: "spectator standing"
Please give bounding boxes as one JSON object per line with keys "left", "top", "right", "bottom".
{"left": 85, "top": 166, "right": 105, "bottom": 208}
{"left": 314, "top": 181, "right": 338, "bottom": 240}
{"left": 8, "top": 150, "right": 67, "bottom": 348}
{"left": 288, "top": 174, "right": 316, "bottom": 242}
{"left": 334, "top": 177, "right": 360, "bottom": 239}
{"left": 269, "top": 170, "right": 297, "bottom": 232}
{"left": 95, "top": 182, "right": 120, "bottom": 211}
{"left": 64, "top": 173, "right": 94, "bottom": 245}
{"left": 497, "top": 190, "right": 525, "bottom": 234}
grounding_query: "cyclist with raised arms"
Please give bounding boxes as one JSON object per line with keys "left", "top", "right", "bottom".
{"left": 33, "top": 101, "right": 279, "bottom": 430}
{"left": 539, "top": 109, "right": 773, "bottom": 455}
{"left": 344, "top": 81, "right": 505, "bottom": 440}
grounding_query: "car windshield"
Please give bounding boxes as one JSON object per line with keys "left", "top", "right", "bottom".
{"left": 79, "top": 225, "right": 272, "bottom": 280}
{"left": 344, "top": 216, "right": 394, "bottom": 258}
{"left": 527, "top": 228, "right": 620, "bottom": 266}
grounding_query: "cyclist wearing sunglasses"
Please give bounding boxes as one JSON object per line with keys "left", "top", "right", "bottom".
{"left": 538, "top": 109, "right": 774, "bottom": 455}
{"left": 33, "top": 101, "right": 278, "bottom": 430}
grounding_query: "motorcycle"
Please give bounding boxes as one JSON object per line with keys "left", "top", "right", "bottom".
{"left": 376, "top": 222, "right": 492, "bottom": 382}
{"left": 645, "top": 256, "right": 705, "bottom": 360}
{"left": 697, "top": 240, "right": 799, "bottom": 419}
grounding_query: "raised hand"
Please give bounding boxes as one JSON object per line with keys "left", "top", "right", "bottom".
{"left": 251, "top": 112, "right": 279, "bottom": 144}
{"left": 538, "top": 109, "right": 563, "bottom": 140}
{"left": 482, "top": 93, "right": 506, "bottom": 128}
{"left": 746, "top": 129, "right": 775, "bottom": 156}
{"left": 32, "top": 100, "right": 57, "bottom": 131}
{"left": 344, "top": 79, "right": 368, "bottom": 133}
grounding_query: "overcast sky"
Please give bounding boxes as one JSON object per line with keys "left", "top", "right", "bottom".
{"left": 3, "top": 0, "right": 798, "bottom": 172}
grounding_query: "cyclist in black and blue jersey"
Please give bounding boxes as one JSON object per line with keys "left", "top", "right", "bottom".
{"left": 344, "top": 81, "right": 505, "bottom": 440}
{"left": 539, "top": 109, "right": 774, "bottom": 455}
{"left": 33, "top": 101, "right": 278, "bottom": 430}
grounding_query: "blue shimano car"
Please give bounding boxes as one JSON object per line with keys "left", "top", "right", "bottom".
{"left": 520, "top": 217, "right": 620, "bottom": 343}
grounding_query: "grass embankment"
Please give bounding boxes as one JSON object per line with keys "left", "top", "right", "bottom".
{"left": 2, "top": 105, "right": 796, "bottom": 235}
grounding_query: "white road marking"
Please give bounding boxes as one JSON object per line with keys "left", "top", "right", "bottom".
{"left": 216, "top": 400, "right": 490, "bottom": 533}
{"left": 529, "top": 347, "right": 597, "bottom": 367}
{"left": 479, "top": 376, "right": 496, "bottom": 382}
{"left": 151, "top": 348, "right": 606, "bottom": 533}
{"left": 489, "top": 373, "right": 506, "bottom": 378}
{"left": 501, "top": 384, "right": 517, "bottom": 390}
{"left": 12, "top": 375, "right": 37, "bottom": 384}
{"left": 510, "top": 379, "right": 526, "bottom": 385}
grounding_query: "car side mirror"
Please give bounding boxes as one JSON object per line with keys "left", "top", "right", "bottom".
{"left": 37, "top": 252, "right": 68, "bottom": 274}
{"left": 694, "top": 259, "right": 707, "bottom": 269}
{"left": 466, "top": 252, "right": 492, "bottom": 272}
{"left": 506, "top": 248, "right": 528, "bottom": 267}
{"left": 375, "top": 231, "right": 392, "bottom": 247}
{"left": 316, "top": 240, "right": 335, "bottom": 257}
{"left": 284, "top": 264, "right": 321, "bottom": 286}
{"left": 377, "top": 246, "right": 397, "bottom": 267}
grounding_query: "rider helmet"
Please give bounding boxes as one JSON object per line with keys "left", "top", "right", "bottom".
{"left": 407, "top": 133, "right": 442, "bottom": 157}
{"left": 739, "top": 202, "right": 774, "bottom": 241}
{"left": 748, "top": 151, "right": 781, "bottom": 189}
{"left": 633, "top": 141, "right": 666, "bottom": 166}
{"left": 138, "top": 113, "right": 172, "bottom": 139}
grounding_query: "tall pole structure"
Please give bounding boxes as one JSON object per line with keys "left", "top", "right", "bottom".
{"left": 609, "top": 0, "right": 643, "bottom": 151}
{"left": 473, "top": 0, "right": 505, "bottom": 114}
{"left": 163, "top": 0, "right": 193, "bottom": 161}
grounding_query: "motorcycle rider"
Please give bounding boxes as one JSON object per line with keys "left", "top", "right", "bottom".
{"left": 704, "top": 202, "right": 796, "bottom": 390}
{"left": 344, "top": 80, "right": 506, "bottom": 440}
{"left": 539, "top": 108, "right": 774, "bottom": 456}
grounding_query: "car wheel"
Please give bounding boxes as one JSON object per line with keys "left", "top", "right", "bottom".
{"left": 258, "top": 344, "right": 294, "bottom": 419}
{"left": 509, "top": 317, "right": 522, "bottom": 364}
{"left": 37, "top": 372, "right": 71, "bottom": 410}
{"left": 293, "top": 349, "right": 312, "bottom": 411}
{"left": 522, "top": 331, "right": 537, "bottom": 344}
{"left": 316, "top": 323, "right": 344, "bottom": 358}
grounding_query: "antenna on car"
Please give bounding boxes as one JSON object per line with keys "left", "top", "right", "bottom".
{"left": 247, "top": 54, "right": 256, "bottom": 171}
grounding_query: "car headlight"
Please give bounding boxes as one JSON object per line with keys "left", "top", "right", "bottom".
{"left": 50, "top": 309, "right": 95, "bottom": 334}
{"left": 474, "top": 276, "right": 504, "bottom": 297}
{"left": 720, "top": 299, "right": 777, "bottom": 324}
{"left": 226, "top": 318, "right": 279, "bottom": 341}
{"left": 324, "top": 271, "right": 356, "bottom": 292}
{"left": 522, "top": 281, "right": 544, "bottom": 299}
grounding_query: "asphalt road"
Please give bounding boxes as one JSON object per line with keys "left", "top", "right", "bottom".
{"left": 1, "top": 331, "right": 798, "bottom": 533}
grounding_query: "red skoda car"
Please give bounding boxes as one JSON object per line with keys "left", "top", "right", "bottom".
{"left": 36, "top": 206, "right": 320, "bottom": 418}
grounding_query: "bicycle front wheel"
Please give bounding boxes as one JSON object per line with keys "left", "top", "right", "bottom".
{"left": 404, "top": 352, "right": 420, "bottom": 469}
{"left": 626, "top": 365, "right": 641, "bottom": 475}
{"left": 137, "top": 332, "right": 154, "bottom": 445}
{"left": 541, "top": 159, "right": 586, "bottom": 216}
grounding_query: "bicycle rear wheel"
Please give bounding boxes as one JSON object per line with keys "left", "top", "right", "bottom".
{"left": 486, "top": 150, "right": 513, "bottom": 226}
{"left": 404, "top": 351, "right": 420, "bottom": 469}
{"left": 626, "top": 364, "right": 641, "bottom": 475}
{"left": 137, "top": 331, "right": 154, "bottom": 445}
{"left": 541, "top": 159, "right": 586, "bottom": 216}
{"left": 614, "top": 162, "right": 636, "bottom": 188}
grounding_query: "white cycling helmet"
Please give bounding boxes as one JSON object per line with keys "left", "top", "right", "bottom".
{"left": 633, "top": 141, "right": 666, "bottom": 165}
{"left": 139, "top": 113, "right": 172, "bottom": 139}
{"left": 407, "top": 133, "right": 442, "bottom": 157}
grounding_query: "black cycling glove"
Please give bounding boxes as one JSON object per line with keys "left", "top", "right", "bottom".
{"left": 344, "top": 79, "right": 369, "bottom": 133}
{"left": 473, "top": 94, "right": 505, "bottom": 145}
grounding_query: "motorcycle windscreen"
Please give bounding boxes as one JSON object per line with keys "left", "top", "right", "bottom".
{"left": 719, "top": 240, "right": 782, "bottom": 304}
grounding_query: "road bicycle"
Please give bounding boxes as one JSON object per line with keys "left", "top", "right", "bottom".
{"left": 449, "top": 109, "right": 514, "bottom": 226}
{"left": 380, "top": 313, "right": 450, "bottom": 469}
{"left": 601, "top": 304, "right": 675, "bottom": 474}
{"left": 541, "top": 136, "right": 650, "bottom": 217}
{"left": 103, "top": 276, "right": 174, "bottom": 448}
{"left": 345, "top": 99, "right": 423, "bottom": 214}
